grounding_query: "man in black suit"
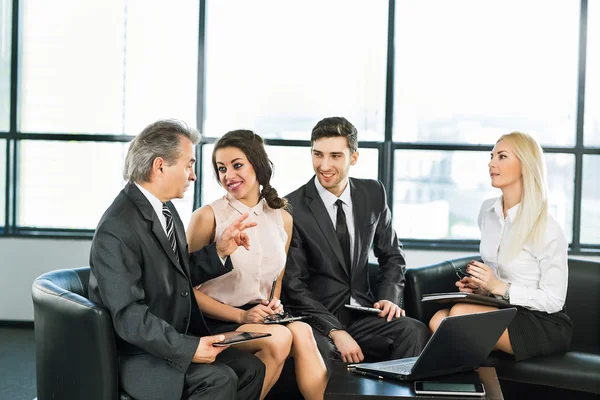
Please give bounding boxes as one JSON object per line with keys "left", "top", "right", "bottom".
{"left": 89, "top": 120, "right": 265, "bottom": 400}
{"left": 283, "top": 117, "right": 429, "bottom": 364}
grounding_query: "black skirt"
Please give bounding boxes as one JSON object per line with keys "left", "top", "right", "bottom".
{"left": 508, "top": 306, "right": 573, "bottom": 361}
{"left": 203, "top": 303, "right": 255, "bottom": 335}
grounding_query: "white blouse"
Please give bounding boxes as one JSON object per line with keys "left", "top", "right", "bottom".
{"left": 478, "top": 197, "right": 569, "bottom": 313}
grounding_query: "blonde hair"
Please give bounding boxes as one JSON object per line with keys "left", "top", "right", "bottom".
{"left": 498, "top": 132, "right": 548, "bottom": 260}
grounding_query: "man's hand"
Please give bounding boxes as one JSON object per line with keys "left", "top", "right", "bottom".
{"left": 329, "top": 330, "right": 364, "bottom": 363}
{"left": 192, "top": 335, "right": 228, "bottom": 364}
{"left": 240, "top": 304, "right": 275, "bottom": 324}
{"left": 216, "top": 212, "right": 257, "bottom": 258}
{"left": 373, "top": 299, "right": 405, "bottom": 321}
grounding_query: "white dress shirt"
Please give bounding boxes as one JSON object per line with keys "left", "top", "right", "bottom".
{"left": 135, "top": 183, "right": 168, "bottom": 235}
{"left": 478, "top": 197, "right": 569, "bottom": 313}
{"left": 314, "top": 176, "right": 361, "bottom": 306}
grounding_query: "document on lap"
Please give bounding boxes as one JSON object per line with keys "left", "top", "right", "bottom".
{"left": 421, "top": 292, "right": 510, "bottom": 308}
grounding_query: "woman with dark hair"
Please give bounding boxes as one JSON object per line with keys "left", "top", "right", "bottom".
{"left": 187, "top": 130, "right": 327, "bottom": 400}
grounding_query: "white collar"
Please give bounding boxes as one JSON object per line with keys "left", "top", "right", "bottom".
{"left": 487, "top": 196, "right": 520, "bottom": 223}
{"left": 313, "top": 175, "right": 352, "bottom": 207}
{"left": 135, "top": 182, "right": 165, "bottom": 218}
{"left": 224, "top": 193, "right": 265, "bottom": 216}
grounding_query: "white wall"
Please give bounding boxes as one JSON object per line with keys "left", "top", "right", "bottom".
{"left": 1, "top": 238, "right": 599, "bottom": 321}
{"left": 0, "top": 238, "right": 92, "bottom": 321}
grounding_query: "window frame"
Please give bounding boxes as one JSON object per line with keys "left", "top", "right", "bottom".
{"left": 3, "top": 0, "right": 599, "bottom": 255}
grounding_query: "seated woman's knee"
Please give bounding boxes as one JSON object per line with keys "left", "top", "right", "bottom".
{"left": 287, "top": 321, "right": 317, "bottom": 346}
{"left": 449, "top": 303, "right": 481, "bottom": 316}
{"left": 264, "top": 324, "right": 293, "bottom": 358}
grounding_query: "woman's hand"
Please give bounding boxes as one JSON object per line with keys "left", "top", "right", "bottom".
{"left": 262, "top": 297, "right": 284, "bottom": 314}
{"left": 239, "top": 304, "right": 274, "bottom": 324}
{"left": 216, "top": 212, "right": 257, "bottom": 258}
{"left": 456, "top": 277, "right": 488, "bottom": 295}
{"left": 466, "top": 260, "right": 501, "bottom": 293}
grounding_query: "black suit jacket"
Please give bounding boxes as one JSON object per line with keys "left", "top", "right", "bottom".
{"left": 89, "top": 183, "right": 233, "bottom": 399}
{"left": 282, "top": 177, "right": 406, "bottom": 337}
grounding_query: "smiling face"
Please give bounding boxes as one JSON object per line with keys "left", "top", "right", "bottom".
{"left": 488, "top": 140, "right": 522, "bottom": 191}
{"left": 311, "top": 136, "right": 358, "bottom": 197}
{"left": 215, "top": 146, "right": 260, "bottom": 206}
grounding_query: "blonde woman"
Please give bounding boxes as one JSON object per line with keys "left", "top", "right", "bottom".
{"left": 429, "top": 132, "right": 573, "bottom": 360}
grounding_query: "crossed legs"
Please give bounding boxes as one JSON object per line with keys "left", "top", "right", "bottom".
{"left": 429, "top": 304, "right": 514, "bottom": 354}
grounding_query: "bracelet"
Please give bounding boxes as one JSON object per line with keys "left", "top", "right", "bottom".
{"left": 502, "top": 283, "right": 511, "bottom": 301}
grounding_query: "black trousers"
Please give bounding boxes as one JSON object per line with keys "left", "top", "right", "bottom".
{"left": 322, "top": 313, "right": 430, "bottom": 362}
{"left": 182, "top": 347, "right": 265, "bottom": 400}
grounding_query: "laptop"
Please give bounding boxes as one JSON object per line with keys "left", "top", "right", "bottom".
{"left": 354, "top": 308, "right": 517, "bottom": 381}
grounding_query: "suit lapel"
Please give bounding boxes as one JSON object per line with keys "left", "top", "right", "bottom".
{"left": 349, "top": 178, "right": 365, "bottom": 273}
{"left": 305, "top": 178, "right": 350, "bottom": 277}
{"left": 169, "top": 202, "right": 191, "bottom": 277}
{"left": 125, "top": 183, "right": 187, "bottom": 277}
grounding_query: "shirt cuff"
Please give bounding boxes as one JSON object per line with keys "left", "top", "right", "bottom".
{"left": 219, "top": 255, "right": 227, "bottom": 265}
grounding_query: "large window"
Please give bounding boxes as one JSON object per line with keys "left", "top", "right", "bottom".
{"left": 582, "top": 155, "right": 600, "bottom": 245}
{"left": 2, "top": 1, "right": 598, "bottom": 255}
{"left": 0, "top": 0, "right": 10, "bottom": 131}
{"left": 203, "top": 0, "right": 388, "bottom": 141}
{"left": 13, "top": 0, "right": 199, "bottom": 229}
{"left": 394, "top": 1, "right": 579, "bottom": 146}
{"left": 393, "top": 151, "right": 574, "bottom": 241}
{"left": 0, "top": 140, "right": 5, "bottom": 227}
{"left": 585, "top": 0, "right": 600, "bottom": 146}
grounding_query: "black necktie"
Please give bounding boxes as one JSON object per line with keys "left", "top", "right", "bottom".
{"left": 162, "top": 203, "right": 179, "bottom": 263}
{"left": 335, "top": 199, "right": 351, "bottom": 269}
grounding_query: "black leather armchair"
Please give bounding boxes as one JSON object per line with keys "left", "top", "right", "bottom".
{"left": 404, "top": 256, "right": 600, "bottom": 396}
{"left": 32, "top": 267, "right": 302, "bottom": 400}
{"left": 32, "top": 267, "right": 133, "bottom": 400}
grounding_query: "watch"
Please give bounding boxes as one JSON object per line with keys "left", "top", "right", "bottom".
{"left": 502, "top": 283, "right": 511, "bottom": 302}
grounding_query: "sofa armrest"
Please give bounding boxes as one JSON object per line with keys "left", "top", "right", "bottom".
{"left": 405, "top": 256, "right": 479, "bottom": 323}
{"left": 32, "top": 269, "right": 119, "bottom": 400}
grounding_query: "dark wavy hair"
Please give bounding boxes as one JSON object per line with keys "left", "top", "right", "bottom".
{"left": 212, "top": 130, "right": 287, "bottom": 209}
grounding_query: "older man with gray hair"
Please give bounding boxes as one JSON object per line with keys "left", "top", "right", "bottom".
{"left": 89, "top": 119, "right": 265, "bottom": 400}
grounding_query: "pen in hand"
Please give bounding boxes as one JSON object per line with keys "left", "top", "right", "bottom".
{"left": 268, "top": 275, "right": 277, "bottom": 302}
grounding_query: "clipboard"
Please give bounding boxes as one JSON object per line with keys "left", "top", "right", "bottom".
{"left": 421, "top": 292, "right": 511, "bottom": 308}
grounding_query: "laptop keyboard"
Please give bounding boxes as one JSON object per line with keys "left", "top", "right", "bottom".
{"left": 381, "top": 363, "right": 415, "bottom": 375}
{"left": 380, "top": 362, "right": 414, "bottom": 375}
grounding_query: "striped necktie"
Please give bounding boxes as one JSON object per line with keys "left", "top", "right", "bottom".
{"left": 162, "top": 203, "right": 179, "bottom": 263}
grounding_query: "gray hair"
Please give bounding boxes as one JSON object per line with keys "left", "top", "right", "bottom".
{"left": 123, "top": 119, "right": 200, "bottom": 183}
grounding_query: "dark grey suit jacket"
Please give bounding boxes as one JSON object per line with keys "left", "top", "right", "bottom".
{"left": 282, "top": 177, "right": 407, "bottom": 337}
{"left": 89, "top": 183, "right": 233, "bottom": 399}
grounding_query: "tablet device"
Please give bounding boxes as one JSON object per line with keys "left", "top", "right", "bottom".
{"left": 263, "top": 315, "right": 310, "bottom": 324}
{"left": 414, "top": 381, "right": 485, "bottom": 397}
{"left": 213, "top": 331, "right": 272, "bottom": 347}
{"left": 344, "top": 304, "right": 381, "bottom": 314}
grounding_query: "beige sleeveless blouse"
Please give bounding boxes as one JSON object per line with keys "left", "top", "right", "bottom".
{"left": 196, "top": 195, "right": 288, "bottom": 307}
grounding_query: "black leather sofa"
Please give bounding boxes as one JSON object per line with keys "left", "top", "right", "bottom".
{"left": 31, "top": 266, "right": 300, "bottom": 400}
{"left": 404, "top": 256, "right": 600, "bottom": 398}
{"left": 32, "top": 267, "right": 302, "bottom": 400}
